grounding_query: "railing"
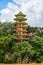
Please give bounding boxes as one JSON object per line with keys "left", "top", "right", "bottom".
{"left": 14, "top": 18, "right": 27, "bottom": 21}
{"left": 15, "top": 25, "right": 27, "bottom": 28}
{"left": 14, "top": 30, "right": 27, "bottom": 32}
{"left": 16, "top": 38, "right": 28, "bottom": 40}
{"left": 14, "top": 34, "right": 28, "bottom": 36}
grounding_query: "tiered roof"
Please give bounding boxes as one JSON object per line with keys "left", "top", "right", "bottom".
{"left": 14, "top": 11, "right": 28, "bottom": 40}
{"left": 15, "top": 11, "right": 26, "bottom": 17}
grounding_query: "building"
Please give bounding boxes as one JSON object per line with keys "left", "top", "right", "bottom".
{"left": 14, "top": 11, "right": 28, "bottom": 41}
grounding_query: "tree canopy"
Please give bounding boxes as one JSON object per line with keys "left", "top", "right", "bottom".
{"left": 0, "top": 22, "right": 43, "bottom": 63}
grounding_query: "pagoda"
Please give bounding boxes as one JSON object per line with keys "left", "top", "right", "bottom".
{"left": 14, "top": 11, "right": 28, "bottom": 41}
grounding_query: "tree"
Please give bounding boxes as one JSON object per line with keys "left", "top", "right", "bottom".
{"left": 30, "top": 35, "right": 43, "bottom": 62}
{"left": 11, "top": 41, "right": 34, "bottom": 63}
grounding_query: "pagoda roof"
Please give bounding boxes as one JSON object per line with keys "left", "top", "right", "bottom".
{"left": 15, "top": 25, "right": 27, "bottom": 28}
{"left": 14, "top": 22, "right": 28, "bottom": 25}
{"left": 14, "top": 18, "right": 27, "bottom": 21}
{"left": 15, "top": 11, "right": 26, "bottom": 17}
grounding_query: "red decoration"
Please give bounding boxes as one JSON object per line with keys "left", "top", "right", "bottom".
{"left": 28, "top": 33, "right": 33, "bottom": 37}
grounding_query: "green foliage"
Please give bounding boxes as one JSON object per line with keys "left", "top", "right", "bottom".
{"left": 30, "top": 35, "right": 43, "bottom": 63}
{"left": 0, "top": 22, "right": 43, "bottom": 63}
{"left": 11, "top": 41, "right": 34, "bottom": 63}
{"left": 27, "top": 26, "right": 38, "bottom": 33}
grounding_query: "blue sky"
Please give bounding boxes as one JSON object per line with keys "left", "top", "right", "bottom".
{"left": 0, "top": 0, "right": 12, "bottom": 10}
{"left": 0, "top": 0, "right": 43, "bottom": 27}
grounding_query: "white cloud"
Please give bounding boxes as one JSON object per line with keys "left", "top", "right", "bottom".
{"left": 1, "top": 8, "right": 11, "bottom": 14}
{"left": 0, "top": 8, "right": 13, "bottom": 22}
{"left": 20, "top": 0, "right": 43, "bottom": 27}
{"left": 0, "top": 2, "right": 19, "bottom": 23}
{"left": 7, "top": 2, "right": 19, "bottom": 12}
{"left": 0, "top": 0, "right": 43, "bottom": 26}
{"left": 13, "top": 0, "right": 29, "bottom": 5}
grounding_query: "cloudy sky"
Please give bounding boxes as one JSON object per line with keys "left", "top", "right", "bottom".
{"left": 0, "top": 0, "right": 43, "bottom": 27}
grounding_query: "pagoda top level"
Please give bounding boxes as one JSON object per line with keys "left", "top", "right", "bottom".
{"left": 14, "top": 11, "right": 27, "bottom": 22}
{"left": 15, "top": 11, "right": 26, "bottom": 17}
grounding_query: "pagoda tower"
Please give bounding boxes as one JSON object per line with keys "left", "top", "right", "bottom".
{"left": 14, "top": 12, "right": 28, "bottom": 41}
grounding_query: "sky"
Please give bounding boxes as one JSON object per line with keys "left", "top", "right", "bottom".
{"left": 0, "top": 0, "right": 43, "bottom": 27}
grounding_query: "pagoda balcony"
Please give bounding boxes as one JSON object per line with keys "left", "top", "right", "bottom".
{"left": 14, "top": 30, "right": 27, "bottom": 32}
{"left": 14, "top": 22, "right": 28, "bottom": 25}
{"left": 16, "top": 38, "right": 28, "bottom": 40}
{"left": 15, "top": 25, "right": 27, "bottom": 28}
{"left": 15, "top": 34, "right": 28, "bottom": 36}
{"left": 14, "top": 18, "right": 27, "bottom": 21}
